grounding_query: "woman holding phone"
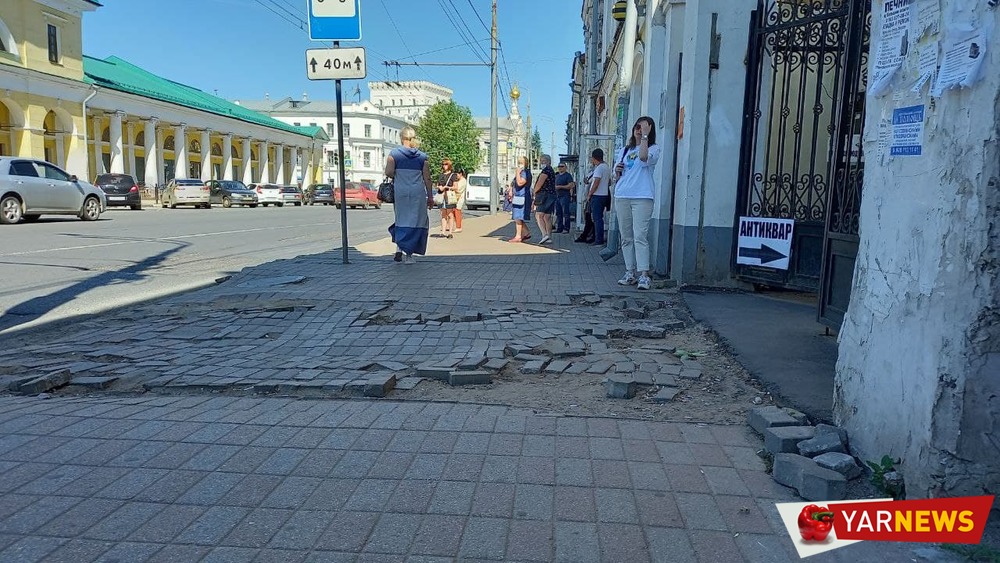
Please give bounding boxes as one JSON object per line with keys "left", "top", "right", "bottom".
{"left": 613, "top": 116, "right": 661, "bottom": 290}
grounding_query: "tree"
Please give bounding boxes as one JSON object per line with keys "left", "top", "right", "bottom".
{"left": 531, "top": 127, "right": 542, "bottom": 167}
{"left": 415, "top": 100, "right": 481, "bottom": 174}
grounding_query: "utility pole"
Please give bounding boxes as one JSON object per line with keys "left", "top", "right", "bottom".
{"left": 525, "top": 97, "right": 532, "bottom": 169}
{"left": 489, "top": 0, "right": 499, "bottom": 215}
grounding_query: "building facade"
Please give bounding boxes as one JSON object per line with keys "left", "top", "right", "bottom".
{"left": 237, "top": 97, "right": 410, "bottom": 186}
{"left": 368, "top": 80, "right": 453, "bottom": 123}
{"left": 0, "top": 0, "right": 325, "bottom": 189}
{"left": 473, "top": 88, "right": 527, "bottom": 185}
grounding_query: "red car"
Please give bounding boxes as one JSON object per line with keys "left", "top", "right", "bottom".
{"left": 335, "top": 181, "right": 381, "bottom": 209}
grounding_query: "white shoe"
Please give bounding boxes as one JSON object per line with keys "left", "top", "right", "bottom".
{"left": 403, "top": 254, "right": 415, "bottom": 264}
{"left": 637, "top": 274, "right": 651, "bottom": 290}
{"left": 618, "top": 271, "right": 637, "bottom": 286}
{"left": 538, "top": 235, "right": 552, "bottom": 244}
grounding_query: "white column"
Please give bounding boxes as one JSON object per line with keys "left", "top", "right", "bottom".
{"left": 91, "top": 115, "right": 105, "bottom": 175}
{"left": 222, "top": 134, "right": 233, "bottom": 180}
{"left": 260, "top": 140, "right": 270, "bottom": 183}
{"left": 275, "top": 144, "right": 285, "bottom": 185}
{"left": 144, "top": 118, "right": 159, "bottom": 187}
{"left": 292, "top": 148, "right": 301, "bottom": 184}
{"left": 303, "top": 146, "right": 315, "bottom": 187}
{"left": 174, "top": 123, "right": 187, "bottom": 179}
{"left": 200, "top": 129, "right": 211, "bottom": 179}
{"left": 242, "top": 137, "right": 253, "bottom": 184}
{"left": 125, "top": 121, "right": 136, "bottom": 176}
{"left": 54, "top": 134, "right": 65, "bottom": 169}
{"left": 109, "top": 111, "right": 125, "bottom": 174}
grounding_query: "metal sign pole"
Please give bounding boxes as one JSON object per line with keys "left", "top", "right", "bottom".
{"left": 334, "top": 42, "right": 350, "bottom": 265}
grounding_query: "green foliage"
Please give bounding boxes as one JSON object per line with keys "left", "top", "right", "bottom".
{"left": 531, "top": 127, "right": 542, "bottom": 167}
{"left": 867, "top": 455, "right": 905, "bottom": 499}
{"left": 415, "top": 100, "right": 481, "bottom": 174}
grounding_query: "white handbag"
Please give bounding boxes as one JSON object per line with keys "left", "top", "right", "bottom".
{"left": 512, "top": 195, "right": 525, "bottom": 206}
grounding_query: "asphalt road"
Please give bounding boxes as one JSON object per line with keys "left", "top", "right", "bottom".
{"left": 0, "top": 202, "right": 444, "bottom": 335}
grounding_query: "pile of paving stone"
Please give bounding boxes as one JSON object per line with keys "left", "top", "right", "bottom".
{"left": 749, "top": 405, "right": 864, "bottom": 501}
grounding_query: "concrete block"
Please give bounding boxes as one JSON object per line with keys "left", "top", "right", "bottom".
{"left": 678, "top": 369, "right": 702, "bottom": 380}
{"left": 632, "top": 372, "right": 654, "bottom": 385}
{"left": 14, "top": 370, "right": 71, "bottom": 394}
{"left": 544, "top": 360, "right": 570, "bottom": 374}
{"left": 591, "top": 327, "right": 610, "bottom": 339}
{"left": 797, "top": 432, "right": 847, "bottom": 457}
{"left": 583, "top": 295, "right": 602, "bottom": 304}
{"left": 813, "top": 452, "right": 862, "bottom": 480}
{"left": 363, "top": 373, "right": 396, "bottom": 397}
{"left": 457, "top": 356, "right": 488, "bottom": 370}
{"left": 520, "top": 360, "right": 547, "bottom": 374}
{"left": 542, "top": 340, "right": 587, "bottom": 358}
{"left": 449, "top": 370, "right": 492, "bottom": 386}
{"left": 783, "top": 408, "right": 809, "bottom": 425}
{"left": 624, "top": 307, "right": 647, "bottom": 319}
{"left": 376, "top": 361, "right": 410, "bottom": 372}
{"left": 764, "top": 426, "right": 816, "bottom": 455}
{"left": 653, "top": 373, "right": 678, "bottom": 387}
{"left": 415, "top": 365, "right": 453, "bottom": 381}
{"left": 615, "top": 362, "right": 635, "bottom": 373}
{"left": 70, "top": 376, "right": 119, "bottom": 389}
{"left": 748, "top": 406, "right": 801, "bottom": 435}
{"left": 605, "top": 376, "right": 638, "bottom": 399}
{"left": 626, "top": 326, "right": 667, "bottom": 339}
{"left": 652, "top": 387, "right": 680, "bottom": 403}
{"left": 659, "top": 364, "right": 682, "bottom": 376}
{"left": 772, "top": 453, "right": 847, "bottom": 501}
{"left": 815, "top": 424, "right": 849, "bottom": 447}
{"left": 483, "top": 358, "right": 509, "bottom": 371}
{"left": 586, "top": 361, "right": 613, "bottom": 374}
{"left": 426, "top": 313, "right": 451, "bottom": 323}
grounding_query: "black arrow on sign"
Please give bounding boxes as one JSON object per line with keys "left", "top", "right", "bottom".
{"left": 738, "top": 243, "right": 787, "bottom": 264}
{"left": 354, "top": 56, "right": 363, "bottom": 68}
{"left": 310, "top": 58, "right": 318, "bottom": 73}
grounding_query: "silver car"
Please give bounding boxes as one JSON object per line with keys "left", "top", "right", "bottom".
{"left": 0, "top": 157, "right": 106, "bottom": 224}
{"left": 161, "top": 178, "right": 211, "bottom": 209}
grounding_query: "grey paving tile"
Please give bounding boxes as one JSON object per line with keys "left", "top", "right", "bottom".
{"left": 180, "top": 444, "right": 241, "bottom": 471}
{"left": 443, "top": 453, "right": 485, "bottom": 481}
{"left": 315, "top": 511, "right": 379, "bottom": 552}
{"left": 554, "top": 486, "right": 597, "bottom": 522}
{"left": 384, "top": 480, "right": 436, "bottom": 514}
{"left": 420, "top": 431, "right": 460, "bottom": 454}
{"left": 221, "top": 507, "right": 292, "bottom": 548}
{"left": 0, "top": 463, "right": 58, "bottom": 494}
{"left": 176, "top": 505, "right": 251, "bottom": 545}
{"left": 38, "top": 538, "right": 114, "bottom": 563}
{"left": 256, "top": 448, "right": 310, "bottom": 475}
{"left": 255, "top": 549, "right": 309, "bottom": 563}
{"left": 0, "top": 494, "right": 38, "bottom": 522}
{"left": 292, "top": 449, "right": 346, "bottom": 478}
{"left": 591, "top": 459, "right": 632, "bottom": 489}
{"left": 480, "top": 455, "right": 519, "bottom": 483}
{"left": 133, "top": 470, "right": 208, "bottom": 503}
{"left": 222, "top": 474, "right": 285, "bottom": 507}
{"left": 665, "top": 464, "right": 712, "bottom": 493}
{"left": 595, "top": 488, "right": 640, "bottom": 524}
{"left": 514, "top": 483, "right": 554, "bottom": 521}
{"left": 0, "top": 495, "right": 82, "bottom": 535}
{"left": 0, "top": 535, "right": 68, "bottom": 562}
{"left": 471, "top": 482, "right": 515, "bottom": 518}
{"left": 40, "top": 497, "right": 124, "bottom": 537}
{"left": 459, "top": 517, "right": 508, "bottom": 560}
{"left": 363, "top": 512, "right": 422, "bottom": 555}
{"left": 645, "top": 526, "right": 697, "bottom": 563}
{"left": 302, "top": 478, "right": 360, "bottom": 511}
{"left": 506, "top": 519, "right": 553, "bottom": 562}
{"left": 679, "top": 424, "right": 718, "bottom": 444}
{"left": 427, "top": 480, "right": 476, "bottom": 515}
{"left": 689, "top": 528, "right": 744, "bottom": 563}
{"left": 15, "top": 464, "right": 91, "bottom": 495}
{"left": 331, "top": 450, "right": 380, "bottom": 478}
{"left": 635, "top": 490, "right": 684, "bottom": 528}
{"left": 367, "top": 451, "right": 415, "bottom": 479}
{"left": 701, "top": 466, "right": 751, "bottom": 496}
{"left": 715, "top": 495, "right": 775, "bottom": 534}
{"left": 385, "top": 430, "right": 428, "bottom": 453}
{"left": 674, "top": 493, "right": 728, "bottom": 531}
{"left": 646, "top": 422, "right": 684, "bottom": 442}
{"left": 628, "top": 461, "right": 670, "bottom": 491}
{"left": 202, "top": 546, "right": 260, "bottom": 563}
{"left": 343, "top": 479, "right": 398, "bottom": 512}
{"left": 453, "top": 432, "right": 491, "bottom": 454}
{"left": 554, "top": 435, "right": 590, "bottom": 458}
{"left": 555, "top": 458, "right": 594, "bottom": 487}
{"left": 176, "top": 472, "right": 244, "bottom": 505}
{"left": 303, "top": 551, "right": 356, "bottom": 563}
{"left": 722, "top": 445, "right": 768, "bottom": 471}
{"left": 404, "top": 453, "right": 449, "bottom": 481}
{"left": 92, "top": 541, "right": 161, "bottom": 563}
{"left": 267, "top": 510, "right": 338, "bottom": 550}
{"left": 554, "top": 521, "right": 599, "bottom": 563}
{"left": 598, "top": 522, "right": 651, "bottom": 563}
{"left": 127, "top": 504, "right": 207, "bottom": 543}
{"left": 734, "top": 533, "right": 797, "bottom": 563}
{"left": 261, "top": 477, "right": 325, "bottom": 510}
{"left": 217, "top": 446, "right": 274, "bottom": 474}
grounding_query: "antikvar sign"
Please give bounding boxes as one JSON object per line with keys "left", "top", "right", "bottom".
{"left": 737, "top": 216, "right": 795, "bottom": 270}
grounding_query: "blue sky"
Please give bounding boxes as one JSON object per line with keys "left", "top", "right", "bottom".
{"left": 83, "top": 0, "right": 583, "bottom": 155}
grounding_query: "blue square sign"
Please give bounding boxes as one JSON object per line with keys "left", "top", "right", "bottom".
{"left": 308, "top": 0, "right": 362, "bottom": 42}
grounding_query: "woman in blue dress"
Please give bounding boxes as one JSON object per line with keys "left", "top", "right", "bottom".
{"left": 507, "top": 156, "right": 533, "bottom": 242}
{"left": 384, "top": 126, "right": 433, "bottom": 264}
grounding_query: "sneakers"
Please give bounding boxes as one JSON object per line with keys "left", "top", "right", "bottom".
{"left": 538, "top": 235, "right": 552, "bottom": 245}
{"left": 637, "top": 274, "right": 651, "bottom": 290}
{"left": 618, "top": 271, "right": 638, "bottom": 286}
{"left": 403, "top": 254, "right": 415, "bottom": 265}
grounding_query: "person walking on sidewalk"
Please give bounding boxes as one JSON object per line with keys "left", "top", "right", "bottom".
{"left": 436, "top": 159, "right": 459, "bottom": 239}
{"left": 585, "top": 148, "right": 611, "bottom": 246}
{"left": 575, "top": 169, "right": 597, "bottom": 243}
{"left": 554, "top": 162, "right": 576, "bottom": 234}
{"left": 507, "top": 156, "right": 533, "bottom": 242}
{"left": 532, "top": 154, "right": 557, "bottom": 245}
{"left": 385, "top": 126, "right": 434, "bottom": 264}
{"left": 453, "top": 168, "right": 468, "bottom": 233}
{"left": 614, "top": 117, "right": 661, "bottom": 290}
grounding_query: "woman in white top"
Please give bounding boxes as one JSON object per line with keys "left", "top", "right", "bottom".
{"left": 453, "top": 168, "right": 468, "bottom": 232}
{"left": 613, "top": 116, "right": 661, "bottom": 290}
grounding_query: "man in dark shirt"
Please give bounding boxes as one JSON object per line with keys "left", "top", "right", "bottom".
{"left": 554, "top": 162, "right": 576, "bottom": 234}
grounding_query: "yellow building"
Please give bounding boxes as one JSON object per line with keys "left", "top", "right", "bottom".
{"left": 0, "top": 0, "right": 326, "bottom": 185}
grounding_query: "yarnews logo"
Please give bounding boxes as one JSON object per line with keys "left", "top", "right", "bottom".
{"left": 776, "top": 495, "right": 994, "bottom": 558}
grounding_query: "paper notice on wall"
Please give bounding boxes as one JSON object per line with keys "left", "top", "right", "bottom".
{"left": 870, "top": 0, "right": 913, "bottom": 96}
{"left": 911, "top": 42, "right": 939, "bottom": 92}
{"left": 914, "top": 0, "right": 941, "bottom": 38}
{"left": 890, "top": 105, "right": 924, "bottom": 156}
{"left": 931, "top": 27, "right": 986, "bottom": 96}
{"left": 877, "top": 118, "right": 892, "bottom": 156}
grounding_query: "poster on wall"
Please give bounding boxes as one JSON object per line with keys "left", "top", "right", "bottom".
{"left": 931, "top": 27, "right": 987, "bottom": 95}
{"left": 870, "top": 0, "right": 913, "bottom": 96}
{"left": 890, "top": 105, "right": 924, "bottom": 156}
{"left": 736, "top": 217, "right": 795, "bottom": 271}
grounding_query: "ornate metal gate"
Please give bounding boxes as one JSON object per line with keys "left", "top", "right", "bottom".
{"left": 735, "top": 0, "right": 870, "bottom": 327}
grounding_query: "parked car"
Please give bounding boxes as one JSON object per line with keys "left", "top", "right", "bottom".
{"left": 280, "top": 185, "right": 303, "bottom": 206}
{"left": 248, "top": 183, "right": 284, "bottom": 206}
{"left": 465, "top": 173, "right": 492, "bottom": 210}
{"left": 0, "top": 157, "right": 106, "bottom": 224}
{"left": 161, "top": 178, "right": 211, "bottom": 209}
{"left": 305, "top": 183, "right": 335, "bottom": 205}
{"left": 94, "top": 173, "right": 141, "bottom": 210}
{"left": 206, "top": 180, "right": 258, "bottom": 208}
{"left": 336, "top": 181, "right": 381, "bottom": 209}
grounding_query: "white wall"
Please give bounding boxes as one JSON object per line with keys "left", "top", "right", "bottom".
{"left": 836, "top": 0, "right": 1000, "bottom": 499}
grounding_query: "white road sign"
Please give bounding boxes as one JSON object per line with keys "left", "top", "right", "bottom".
{"left": 736, "top": 216, "right": 795, "bottom": 270}
{"left": 312, "top": 0, "right": 356, "bottom": 17}
{"left": 306, "top": 47, "right": 367, "bottom": 81}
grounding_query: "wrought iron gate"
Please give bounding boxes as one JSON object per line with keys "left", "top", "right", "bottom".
{"left": 735, "top": 0, "right": 871, "bottom": 328}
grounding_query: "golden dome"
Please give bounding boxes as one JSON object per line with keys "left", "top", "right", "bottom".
{"left": 510, "top": 85, "right": 520, "bottom": 100}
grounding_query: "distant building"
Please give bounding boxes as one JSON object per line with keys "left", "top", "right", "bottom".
{"left": 473, "top": 87, "right": 527, "bottom": 184}
{"left": 237, "top": 97, "right": 409, "bottom": 186}
{"left": 368, "top": 81, "right": 453, "bottom": 123}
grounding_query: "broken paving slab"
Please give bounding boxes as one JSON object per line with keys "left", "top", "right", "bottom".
{"left": 625, "top": 326, "right": 667, "bottom": 339}
{"left": 544, "top": 360, "right": 571, "bottom": 374}
{"left": 515, "top": 353, "right": 550, "bottom": 363}
{"left": 652, "top": 387, "right": 680, "bottom": 403}
{"left": 364, "top": 373, "right": 397, "bottom": 397}
{"left": 483, "top": 358, "right": 509, "bottom": 371}
{"left": 540, "top": 339, "right": 587, "bottom": 358}
{"left": 586, "top": 361, "right": 613, "bottom": 375}
{"left": 678, "top": 369, "right": 702, "bottom": 380}
{"left": 377, "top": 361, "right": 410, "bottom": 372}
{"left": 652, "top": 373, "right": 679, "bottom": 387}
{"left": 564, "top": 363, "right": 588, "bottom": 375}
{"left": 604, "top": 376, "right": 638, "bottom": 399}
{"left": 395, "top": 377, "right": 424, "bottom": 390}
{"left": 449, "top": 371, "right": 492, "bottom": 386}
{"left": 520, "top": 360, "right": 547, "bottom": 374}
{"left": 748, "top": 406, "right": 802, "bottom": 435}
{"left": 415, "top": 365, "right": 453, "bottom": 381}
{"left": 14, "top": 370, "right": 72, "bottom": 394}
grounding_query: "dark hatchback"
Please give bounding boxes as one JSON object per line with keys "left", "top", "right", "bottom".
{"left": 305, "top": 184, "right": 335, "bottom": 205}
{"left": 207, "top": 180, "right": 258, "bottom": 208}
{"left": 94, "top": 173, "right": 141, "bottom": 210}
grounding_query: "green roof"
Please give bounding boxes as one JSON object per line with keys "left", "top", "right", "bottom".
{"left": 83, "top": 56, "right": 324, "bottom": 140}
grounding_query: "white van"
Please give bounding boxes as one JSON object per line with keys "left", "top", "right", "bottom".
{"left": 465, "top": 174, "right": 492, "bottom": 210}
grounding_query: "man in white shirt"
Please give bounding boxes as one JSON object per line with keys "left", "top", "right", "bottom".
{"left": 585, "top": 148, "right": 611, "bottom": 246}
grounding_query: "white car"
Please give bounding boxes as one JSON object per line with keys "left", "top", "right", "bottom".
{"left": 0, "top": 157, "right": 106, "bottom": 224}
{"left": 465, "top": 174, "right": 492, "bottom": 210}
{"left": 161, "top": 178, "right": 211, "bottom": 209}
{"left": 248, "top": 183, "right": 284, "bottom": 207}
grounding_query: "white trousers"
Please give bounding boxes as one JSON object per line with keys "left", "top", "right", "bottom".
{"left": 615, "top": 197, "right": 654, "bottom": 273}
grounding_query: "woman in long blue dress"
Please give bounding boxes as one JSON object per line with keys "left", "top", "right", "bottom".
{"left": 507, "top": 156, "right": 533, "bottom": 242}
{"left": 385, "top": 127, "right": 433, "bottom": 264}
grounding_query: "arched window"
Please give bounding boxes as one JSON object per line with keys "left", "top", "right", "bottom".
{"left": 101, "top": 127, "right": 110, "bottom": 142}
{"left": 163, "top": 136, "right": 175, "bottom": 151}
{"left": 134, "top": 132, "right": 144, "bottom": 147}
{"left": 231, "top": 144, "right": 241, "bottom": 160}
{"left": 211, "top": 143, "right": 222, "bottom": 157}
{"left": 189, "top": 139, "right": 200, "bottom": 153}
{"left": 0, "top": 16, "right": 19, "bottom": 59}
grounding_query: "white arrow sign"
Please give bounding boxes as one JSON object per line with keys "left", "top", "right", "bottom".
{"left": 306, "top": 47, "right": 367, "bottom": 81}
